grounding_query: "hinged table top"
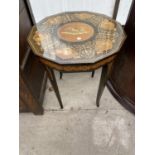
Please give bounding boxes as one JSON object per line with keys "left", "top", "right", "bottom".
{"left": 28, "top": 11, "right": 126, "bottom": 65}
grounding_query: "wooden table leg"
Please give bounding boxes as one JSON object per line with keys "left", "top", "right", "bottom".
{"left": 45, "top": 66, "right": 63, "bottom": 109}
{"left": 60, "top": 72, "right": 63, "bottom": 79}
{"left": 91, "top": 70, "right": 95, "bottom": 78}
{"left": 96, "top": 64, "right": 108, "bottom": 107}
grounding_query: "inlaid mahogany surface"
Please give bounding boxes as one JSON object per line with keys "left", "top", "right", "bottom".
{"left": 57, "top": 22, "right": 95, "bottom": 42}
{"left": 28, "top": 11, "right": 126, "bottom": 65}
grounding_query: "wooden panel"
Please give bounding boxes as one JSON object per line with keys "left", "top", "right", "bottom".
{"left": 19, "top": 96, "right": 29, "bottom": 112}
{"left": 20, "top": 71, "right": 43, "bottom": 114}
{"left": 19, "top": 0, "right": 47, "bottom": 114}
{"left": 110, "top": 47, "right": 135, "bottom": 102}
{"left": 23, "top": 52, "right": 46, "bottom": 101}
{"left": 19, "top": 5, "right": 32, "bottom": 65}
{"left": 107, "top": 1, "right": 135, "bottom": 113}
{"left": 19, "top": 0, "right": 25, "bottom": 13}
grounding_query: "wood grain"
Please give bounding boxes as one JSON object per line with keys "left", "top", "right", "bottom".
{"left": 39, "top": 54, "right": 116, "bottom": 72}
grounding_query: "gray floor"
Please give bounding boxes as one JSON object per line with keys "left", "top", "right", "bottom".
{"left": 20, "top": 69, "right": 135, "bottom": 155}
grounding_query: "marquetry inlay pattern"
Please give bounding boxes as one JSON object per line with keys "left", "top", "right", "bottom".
{"left": 28, "top": 11, "right": 126, "bottom": 64}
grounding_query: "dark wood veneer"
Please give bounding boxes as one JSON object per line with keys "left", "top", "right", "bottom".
{"left": 19, "top": 0, "right": 47, "bottom": 114}
{"left": 39, "top": 54, "right": 116, "bottom": 72}
{"left": 107, "top": 1, "right": 135, "bottom": 113}
{"left": 20, "top": 70, "right": 43, "bottom": 114}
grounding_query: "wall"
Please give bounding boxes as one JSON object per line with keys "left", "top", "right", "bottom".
{"left": 28, "top": 0, "right": 133, "bottom": 25}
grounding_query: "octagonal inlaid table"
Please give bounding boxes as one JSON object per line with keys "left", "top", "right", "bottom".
{"left": 27, "top": 11, "right": 126, "bottom": 109}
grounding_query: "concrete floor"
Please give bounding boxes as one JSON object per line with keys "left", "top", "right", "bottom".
{"left": 20, "top": 69, "right": 135, "bottom": 155}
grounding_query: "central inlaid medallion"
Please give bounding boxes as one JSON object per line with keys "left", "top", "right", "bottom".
{"left": 57, "top": 22, "right": 95, "bottom": 43}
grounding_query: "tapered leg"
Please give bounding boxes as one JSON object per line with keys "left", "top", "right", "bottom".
{"left": 96, "top": 65, "right": 108, "bottom": 107}
{"left": 107, "top": 61, "right": 113, "bottom": 75}
{"left": 45, "top": 66, "right": 63, "bottom": 109}
{"left": 91, "top": 70, "right": 95, "bottom": 78}
{"left": 60, "top": 72, "right": 63, "bottom": 79}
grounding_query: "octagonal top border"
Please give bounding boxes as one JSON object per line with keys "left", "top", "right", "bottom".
{"left": 27, "top": 11, "right": 126, "bottom": 65}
